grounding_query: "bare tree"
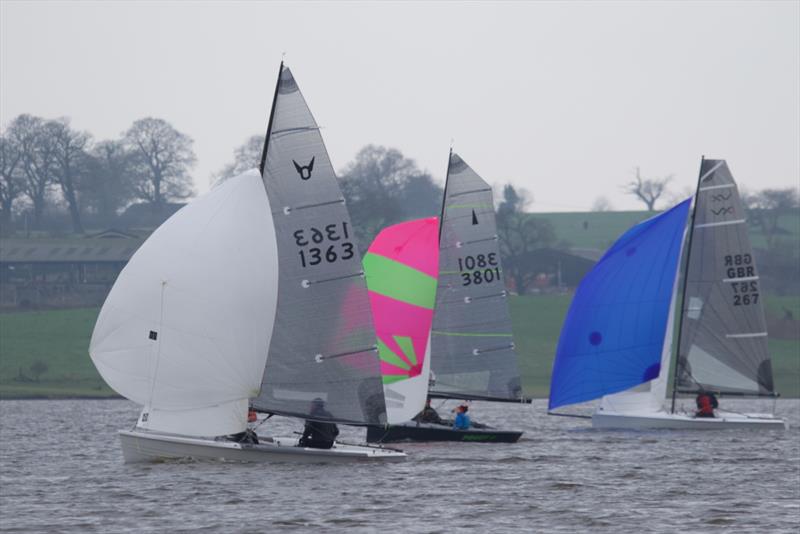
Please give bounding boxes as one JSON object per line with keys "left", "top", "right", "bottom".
{"left": 591, "top": 196, "right": 613, "bottom": 212}
{"left": 123, "top": 118, "right": 195, "bottom": 208}
{"left": 8, "top": 115, "right": 57, "bottom": 228}
{"left": 48, "top": 118, "right": 91, "bottom": 234}
{"left": 340, "top": 145, "right": 439, "bottom": 247}
{"left": 623, "top": 167, "right": 672, "bottom": 211}
{"left": 212, "top": 134, "right": 262, "bottom": 185}
{"left": 82, "top": 140, "right": 137, "bottom": 225}
{"left": 0, "top": 133, "right": 26, "bottom": 234}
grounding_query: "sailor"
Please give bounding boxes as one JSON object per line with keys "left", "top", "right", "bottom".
{"left": 229, "top": 407, "right": 260, "bottom": 444}
{"left": 298, "top": 398, "right": 339, "bottom": 449}
{"left": 452, "top": 404, "right": 471, "bottom": 430}
{"left": 412, "top": 398, "right": 444, "bottom": 425}
{"left": 695, "top": 392, "right": 717, "bottom": 418}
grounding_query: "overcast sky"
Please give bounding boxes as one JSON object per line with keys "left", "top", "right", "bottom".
{"left": 2, "top": 1, "right": 798, "bottom": 212}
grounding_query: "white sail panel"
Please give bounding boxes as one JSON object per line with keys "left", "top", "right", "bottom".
{"left": 384, "top": 335, "right": 433, "bottom": 424}
{"left": 136, "top": 399, "right": 249, "bottom": 437}
{"left": 90, "top": 170, "right": 279, "bottom": 437}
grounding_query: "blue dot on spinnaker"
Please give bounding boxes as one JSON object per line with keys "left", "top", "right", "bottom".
{"left": 642, "top": 363, "right": 661, "bottom": 381}
{"left": 589, "top": 331, "right": 602, "bottom": 345}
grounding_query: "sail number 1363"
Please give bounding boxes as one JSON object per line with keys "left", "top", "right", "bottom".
{"left": 294, "top": 222, "right": 354, "bottom": 268}
{"left": 458, "top": 253, "right": 500, "bottom": 286}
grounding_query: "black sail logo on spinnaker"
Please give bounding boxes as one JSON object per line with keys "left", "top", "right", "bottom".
{"left": 471, "top": 209, "right": 479, "bottom": 225}
{"left": 293, "top": 157, "right": 315, "bottom": 180}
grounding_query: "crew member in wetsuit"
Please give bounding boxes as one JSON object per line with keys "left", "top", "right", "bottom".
{"left": 298, "top": 398, "right": 339, "bottom": 449}
{"left": 413, "top": 398, "right": 445, "bottom": 425}
{"left": 452, "top": 404, "right": 471, "bottom": 430}
{"left": 695, "top": 392, "right": 718, "bottom": 418}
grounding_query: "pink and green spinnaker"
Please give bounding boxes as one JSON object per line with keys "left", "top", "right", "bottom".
{"left": 363, "top": 217, "right": 439, "bottom": 385}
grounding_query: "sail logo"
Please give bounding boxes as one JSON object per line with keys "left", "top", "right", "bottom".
{"left": 293, "top": 157, "right": 315, "bottom": 180}
{"left": 711, "top": 206, "right": 734, "bottom": 216}
{"left": 711, "top": 192, "right": 732, "bottom": 202}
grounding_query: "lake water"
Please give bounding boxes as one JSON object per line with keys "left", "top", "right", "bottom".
{"left": 1, "top": 398, "right": 798, "bottom": 533}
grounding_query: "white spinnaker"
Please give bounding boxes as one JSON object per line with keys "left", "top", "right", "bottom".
{"left": 600, "top": 218, "right": 689, "bottom": 414}
{"left": 89, "top": 170, "right": 279, "bottom": 437}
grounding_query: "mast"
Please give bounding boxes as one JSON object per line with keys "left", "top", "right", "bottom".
{"left": 670, "top": 155, "right": 704, "bottom": 413}
{"left": 438, "top": 147, "right": 453, "bottom": 242}
{"left": 259, "top": 61, "right": 284, "bottom": 176}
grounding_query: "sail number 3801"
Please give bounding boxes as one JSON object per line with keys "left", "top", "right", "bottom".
{"left": 294, "top": 222, "right": 355, "bottom": 268}
{"left": 458, "top": 253, "right": 500, "bottom": 286}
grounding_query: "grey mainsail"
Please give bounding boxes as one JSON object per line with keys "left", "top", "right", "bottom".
{"left": 429, "top": 152, "right": 523, "bottom": 401}
{"left": 251, "top": 65, "right": 387, "bottom": 424}
{"left": 675, "top": 159, "right": 775, "bottom": 396}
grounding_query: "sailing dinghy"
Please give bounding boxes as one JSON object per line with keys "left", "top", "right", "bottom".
{"left": 89, "top": 63, "right": 406, "bottom": 463}
{"left": 367, "top": 152, "right": 525, "bottom": 443}
{"left": 549, "top": 158, "right": 785, "bottom": 430}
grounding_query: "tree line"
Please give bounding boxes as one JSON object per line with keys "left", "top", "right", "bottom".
{"left": 1, "top": 114, "right": 195, "bottom": 235}
{"left": 213, "top": 135, "right": 561, "bottom": 294}
{"left": 3, "top": 115, "right": 796, "bottom": 295}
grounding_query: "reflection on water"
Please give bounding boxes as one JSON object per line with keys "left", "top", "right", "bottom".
{"left": 1, "top": 399, "right": 798, "bottom": 533}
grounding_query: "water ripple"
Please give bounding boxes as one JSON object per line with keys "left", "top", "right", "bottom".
{"left": 0, "top": 399, "right": 798, "bottom": 533}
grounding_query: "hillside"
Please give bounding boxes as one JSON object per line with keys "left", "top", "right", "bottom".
{"left": 531, "top": 208, "right": 800, "bottom": 251}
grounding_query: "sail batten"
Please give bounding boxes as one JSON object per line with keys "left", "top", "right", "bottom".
{"left": 251, "top": 65, "right": 387, "bottom": 425}
{"left": 674, "top": 159, "right": 775, "bottom": 396}
{"left": 430, "top": 153, "right": 523, "bottom": 401}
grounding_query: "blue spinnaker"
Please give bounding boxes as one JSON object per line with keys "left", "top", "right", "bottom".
{"left": 548, "top": 198, "right": 691, "bottom": 410}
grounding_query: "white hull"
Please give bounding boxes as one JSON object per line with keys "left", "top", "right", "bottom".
{"left": 592, "top": 410, "right": 786, "bottom": 430}
{"left": 119, "top": 430, "right": 406, "bottom": 464}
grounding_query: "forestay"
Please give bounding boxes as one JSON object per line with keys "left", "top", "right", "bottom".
{"left": 363, "top": 217, "right": 439, "bottom": 424}
{"left": 675, "top": 159, "right": 775, "bottom": 396}
{"left": 89, "top": 170, "right": 279, "bottom": 437}
{"left": 549, "top": 199, "right": 691, "bottom": 411}
{"left": 430, "top": 152, "right": 522, "bottom": 401}
{"left": 250, "top": 65, "right": 387, "bottom": 425}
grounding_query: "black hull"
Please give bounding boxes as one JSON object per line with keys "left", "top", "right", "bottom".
{"left": 366, "top": 423, "right": 523, "bottom": 443}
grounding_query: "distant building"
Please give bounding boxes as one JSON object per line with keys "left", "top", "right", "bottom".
{"left": 506, "top": 248, "right": 597, "bottom": 294}
{"left": 0, "top": 233, "right": 145, "bottom": 309}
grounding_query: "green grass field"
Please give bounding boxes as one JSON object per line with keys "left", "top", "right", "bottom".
{"left": 1, "top": 294, "right": 797, "bottom": 399}
{"left": 0, "top": 308, "right": 116, "bottom": 398}
{"left": 511, "top": 294, "right": 800, "bottom": 398}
